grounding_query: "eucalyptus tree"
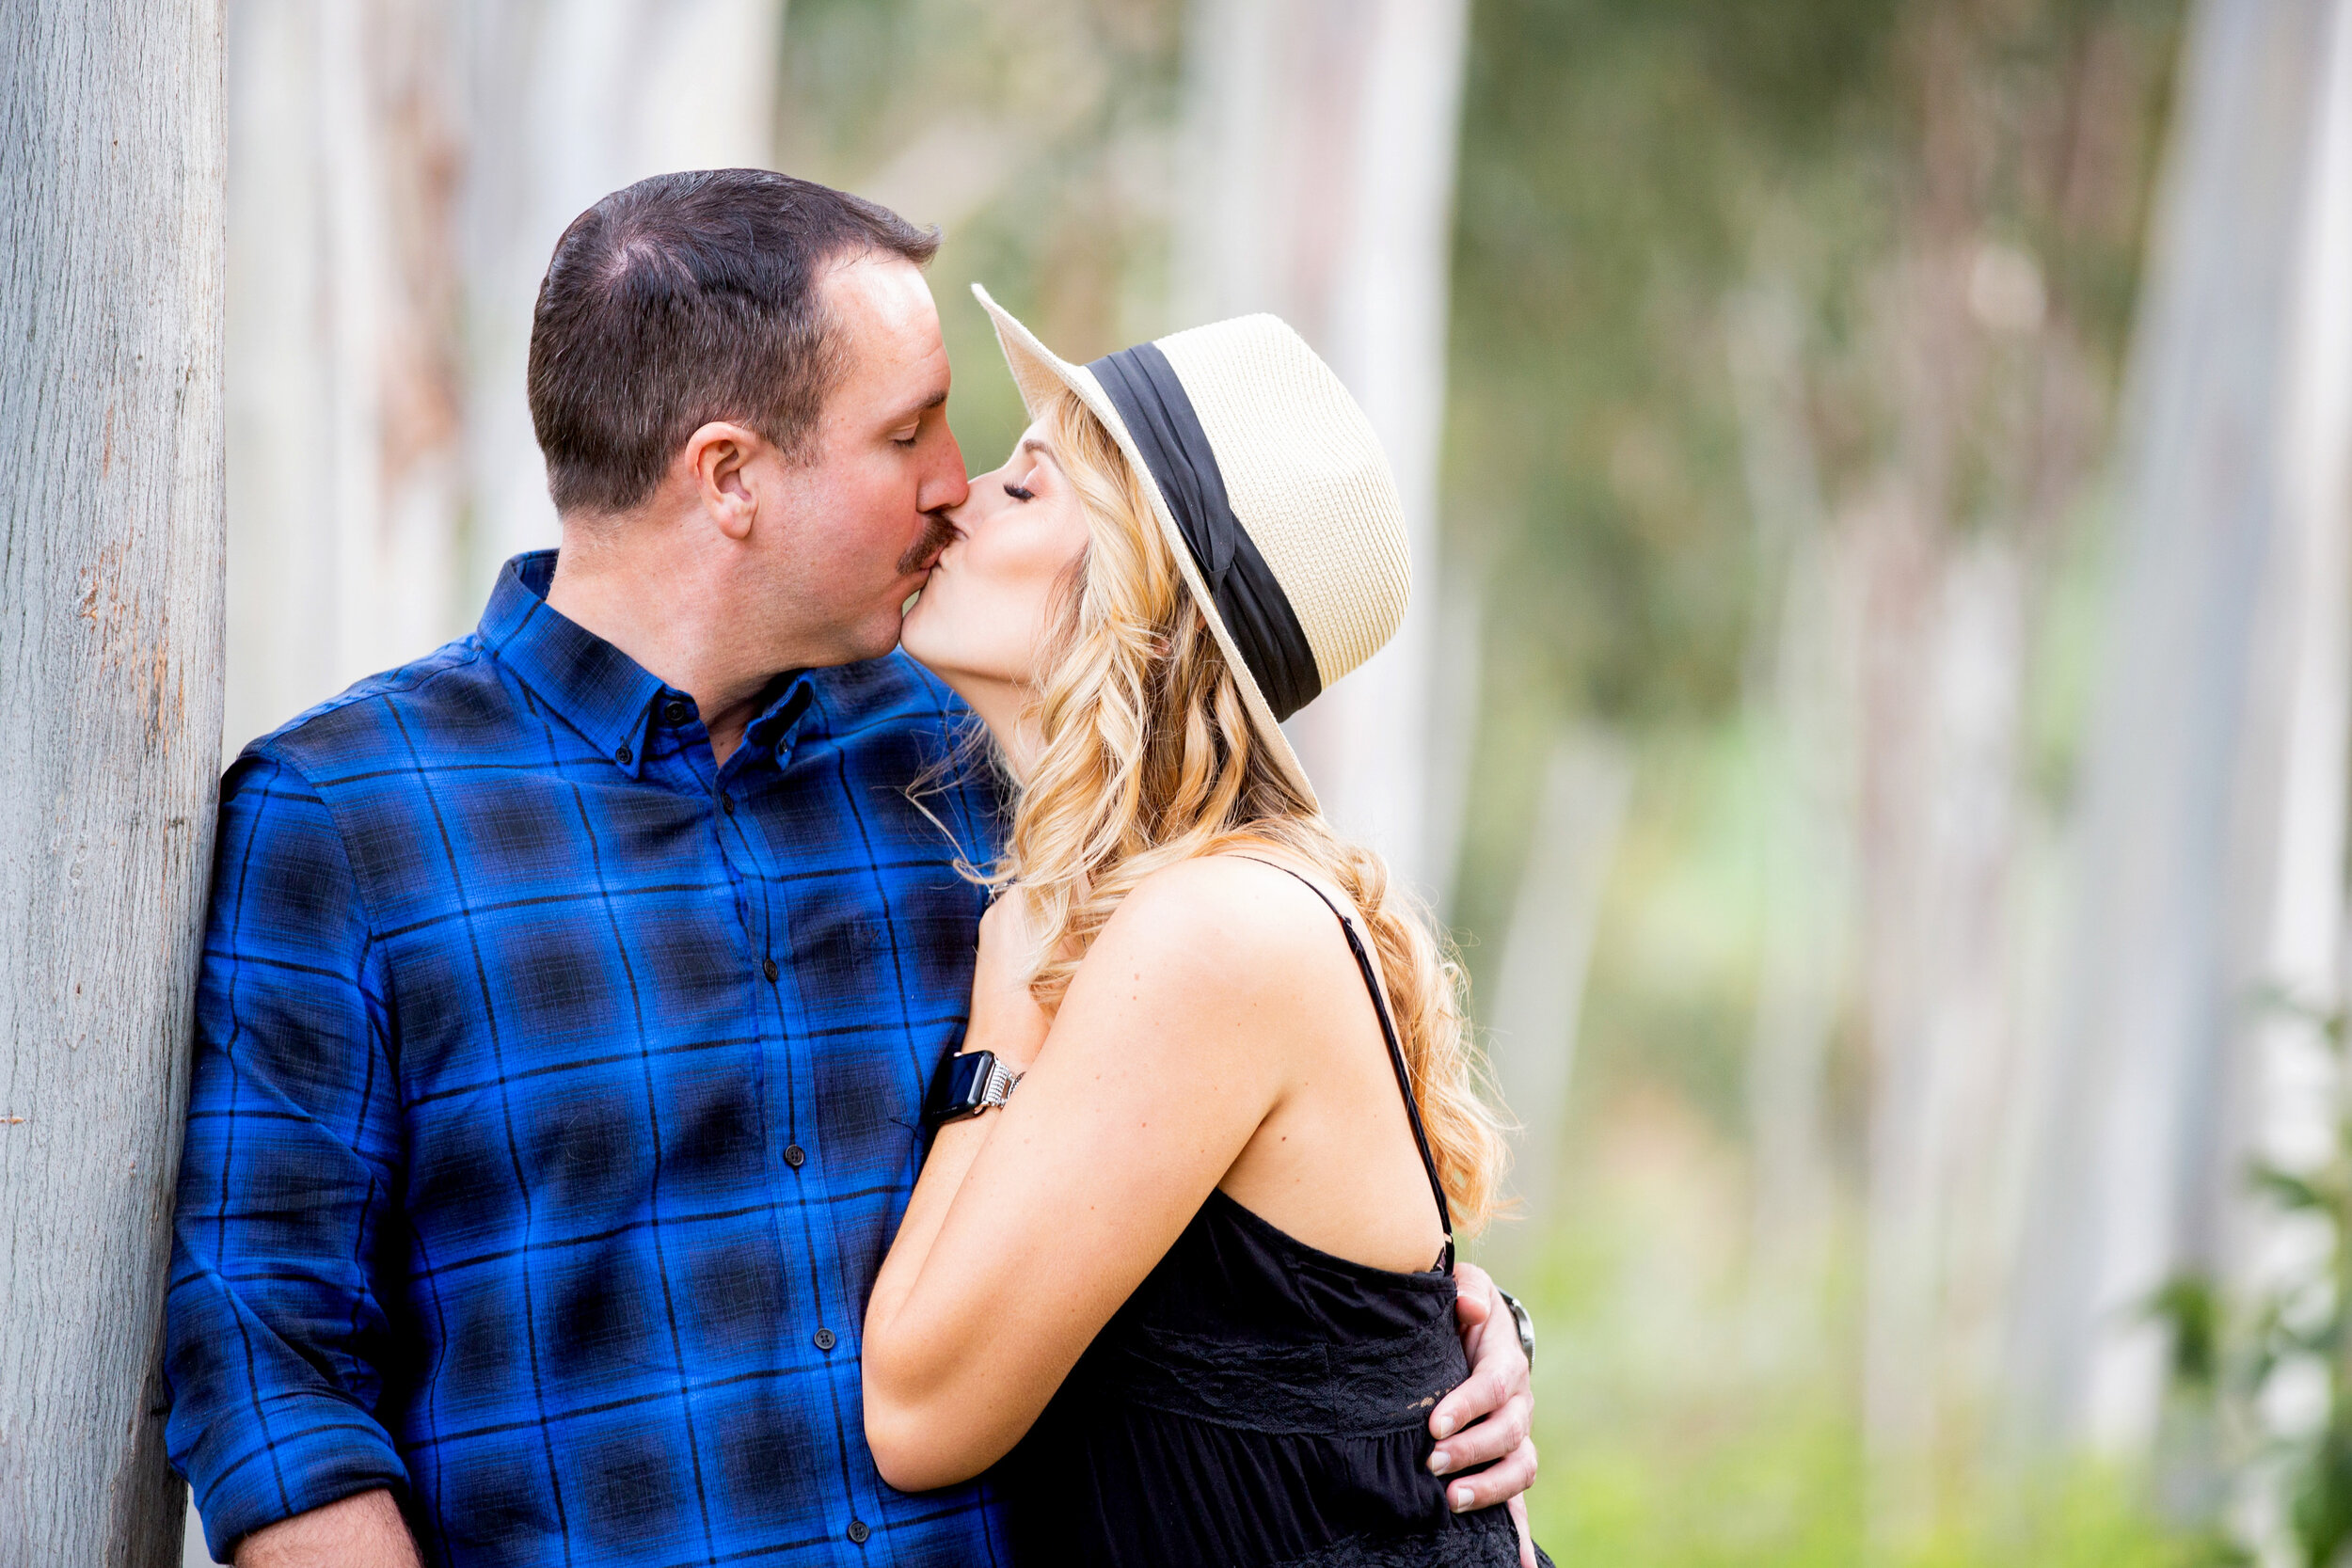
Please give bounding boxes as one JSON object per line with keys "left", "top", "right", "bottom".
{"left": 0, "top": 2, "right": 227, "bottom": 1563}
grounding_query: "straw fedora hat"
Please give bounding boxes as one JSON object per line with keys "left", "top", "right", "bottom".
{"left": 969, "top": 283, "right": 1409, "bottom": 811}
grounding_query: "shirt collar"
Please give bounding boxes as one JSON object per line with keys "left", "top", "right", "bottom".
{"left": 744, "top": 674, "right": 820, "bottom": 754}
{"left": 478, "top": 551, "right": 666, "bottom": 778}
{"left": 477, "top": 551, "right": 828, "bottom": 780}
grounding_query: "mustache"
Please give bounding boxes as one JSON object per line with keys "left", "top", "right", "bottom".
{"left": 898, "top": 510, "right": 959, "bottom": 576}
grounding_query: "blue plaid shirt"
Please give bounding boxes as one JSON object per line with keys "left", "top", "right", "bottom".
{"left": 167, "top": 552, "right": 1011, "bottom": 1567}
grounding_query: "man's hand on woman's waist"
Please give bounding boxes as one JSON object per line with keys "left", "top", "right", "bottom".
{"left": 1434, "top": 1260, "right": 1539, "bottom": 1565}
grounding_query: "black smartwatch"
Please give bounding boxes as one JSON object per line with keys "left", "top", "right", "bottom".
{"left": 922, "top": 1050, "right": 1023, "bottom": 1131}
{"left": 1495, "top": 1287, "right": 1535, "bottom": 1371}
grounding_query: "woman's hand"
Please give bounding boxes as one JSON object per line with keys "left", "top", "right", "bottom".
{"left": 969, "top": 890, "right": 1053, "bottom": 1069}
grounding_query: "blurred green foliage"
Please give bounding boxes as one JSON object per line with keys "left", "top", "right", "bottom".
{"left": 1445, "top": 0, "right": 2183, "bottom": 1145}
{"left": 777, "top": 0, "right": 1184, "bottom": 472}
{"left": 2140, "top": 997, "right": 2352, "bottom": 1568}
{"left": 1514, "top": 1135, "right": 2237, "bottom": 1565}
{"left": 1447, "top": 0, "right": 2179, "bottom": 712}
{"left": 1528, "top": 1393, "right": 2218, "bottom": 1567}
{"left": 1444, "top": 0, "right": 2196, "bottom": 1557}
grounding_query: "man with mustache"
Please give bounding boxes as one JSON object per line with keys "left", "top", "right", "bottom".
{"left": 163, "top": 169, "right": 1537, "bottom": 1568}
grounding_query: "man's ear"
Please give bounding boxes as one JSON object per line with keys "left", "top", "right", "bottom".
{"left": 684, "top": 421, "right": 765, "bottom": 542}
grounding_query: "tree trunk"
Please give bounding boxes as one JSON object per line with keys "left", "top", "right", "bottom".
{"left": 2006, "top": 0, "right": 2347, "bottom": 1458}
{"left": 0, "top": 2, "right": 227, "bottom": 1564}
{"left": 222, "top": 0, "right": 469, "bottom": 753}
{"left": 1725, "top": 281, "right": 1856, "bottom": 1361}
{"left": 1175, "top": 0, "right": 1471, "bottom": 896}
{"left": 1479, "top": 729, "right": 1632, "bottom": 1273}
{"left": 218, "top": 0, "right": 787, "bottom": 763}
{"left": 457, "top": 0, "right": 787, "bottom": 590}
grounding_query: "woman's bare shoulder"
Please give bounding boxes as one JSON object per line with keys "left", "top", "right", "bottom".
{"left": 1081, "top": 852, "right": 1347, "bottom": 1001}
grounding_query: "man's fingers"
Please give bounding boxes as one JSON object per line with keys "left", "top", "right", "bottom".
{"left": 1439, "top": 1433, "right": 1538, "bottom": 1514}
{"left": 1509, "top": 1496, "right": 1536, "bottom": 1568}
{"left": 1431, "top": 1354, "right": 1521, "bottom": 1440}
{"left": 1434, "top": 1262, "right": 1541, "bottom": 1522}
{"left": 1427, "top": 1392, "right": 1531, "bottom": 1476}
{"left": 1454, "top": 1260, "right": 1498, "bottom": 1330}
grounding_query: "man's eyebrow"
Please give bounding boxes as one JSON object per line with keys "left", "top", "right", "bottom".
{"left": 884, "top": 388, "right": 949, "bottom": 425}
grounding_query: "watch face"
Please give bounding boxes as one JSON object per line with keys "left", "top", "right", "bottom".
{"left": 923, "top": 1051, "right": 994, "bottom": 1126}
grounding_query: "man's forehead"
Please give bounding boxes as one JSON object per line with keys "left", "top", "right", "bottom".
{"left": 822, "top": 254, "right": 948, "bottom": 408}
{"left": 825, "top": 254, "right": 943, "bottom": 352}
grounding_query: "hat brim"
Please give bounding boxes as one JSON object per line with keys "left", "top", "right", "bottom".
{"left": 968, "top": 283, "right": 1321, "bottom": 814}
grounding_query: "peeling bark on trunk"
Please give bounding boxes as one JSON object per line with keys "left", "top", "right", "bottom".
{"left": 0, "top": 3, "right": 228, "bottom": 1564}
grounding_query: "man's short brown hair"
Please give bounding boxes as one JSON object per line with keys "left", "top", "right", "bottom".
{"left": 527, "top": 169, "right": 939, "bottom": 516}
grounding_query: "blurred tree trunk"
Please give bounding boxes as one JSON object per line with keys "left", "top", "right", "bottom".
{"left": 1852, "top": 29, "right": 2031, "bottom": 1527}
{"left": 1480, "top": 730, "right": 1632, "bottom": 1270}
{"left": 217, "top": 0, "right": 787, "bottom": 758}
{"left": 457, "top": 0, "right": 787, "bottom": 589}
{"left": 1175, "top": 0, "right": 1471, "bottom": 897}
{"left": 1726, "top": 281, "right": 1857, "bottom": 1358}
{"left": 223, "top": 0, "right": 469, "bottom": 752}
{"left": 2007, "top": 0, "right": 2351, "bottom": 1474}
{"left": 0, "top": 2, "right": 227, "bottom": 1564}
{"left": 1768, "top": 1, "right": 2204, "bottom": 1533}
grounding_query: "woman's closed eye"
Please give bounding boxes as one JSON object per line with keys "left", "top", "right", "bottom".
{"left": 1004, "top": 482, "right": 1035, "bottom": 501}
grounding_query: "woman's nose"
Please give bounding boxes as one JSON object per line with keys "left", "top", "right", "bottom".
{"left": 941, "top": 484, "right": 989, "bottom": 528}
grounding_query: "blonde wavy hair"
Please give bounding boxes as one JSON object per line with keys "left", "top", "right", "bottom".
{"left": 996, "top": 386, "right": 1508, "bottom": 1234}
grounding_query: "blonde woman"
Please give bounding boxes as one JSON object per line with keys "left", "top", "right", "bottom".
{"left": 863, "top": 288, "right": 1544, "bottom": 1568}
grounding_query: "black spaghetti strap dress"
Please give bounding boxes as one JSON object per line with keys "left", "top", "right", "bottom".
{"left": 998, "top": 863, "right": 1534, "bottom": 1567}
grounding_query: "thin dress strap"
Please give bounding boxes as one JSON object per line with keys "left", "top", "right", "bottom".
{"left": 1237, "top": 858, "right": 1454, "bottom": 1250}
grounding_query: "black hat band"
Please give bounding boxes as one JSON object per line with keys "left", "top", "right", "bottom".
{"left": 1087, "top": 341, "right": 1324, "bottom": 722}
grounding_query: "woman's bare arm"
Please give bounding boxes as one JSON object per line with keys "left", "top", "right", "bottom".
{"left": 861, "top": 859, "right": 1312, "bottom": 1491}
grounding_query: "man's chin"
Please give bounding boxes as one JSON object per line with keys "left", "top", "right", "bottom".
{"left": 789, "top": 606, "right": 908, "bottom": 672}
{"left": 852, "top": 595, "right": 923, "bottom": 666}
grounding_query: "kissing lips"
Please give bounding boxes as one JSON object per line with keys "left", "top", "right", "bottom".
{"left": 898, "top": 509, "right": 959, "bottom": 576}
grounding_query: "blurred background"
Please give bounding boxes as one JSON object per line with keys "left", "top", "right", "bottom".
{"left": 202, "top": 0, "right": 2352, "bottom": 1561}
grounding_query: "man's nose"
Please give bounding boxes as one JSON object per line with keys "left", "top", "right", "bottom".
{"left": 920, "top": 431, "right": 971, "bottom": 514}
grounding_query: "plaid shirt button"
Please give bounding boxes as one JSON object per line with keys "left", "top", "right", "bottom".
{"left": 763, "top": 957, "right": 780, "bottom": 981}
{"left": 814, "top": 1328, "right": 836, "bottom": 1351}
{"left": 785, "top": 1144, "right": 806, "bottom": 1168}
{"left": 848, "top": 1519, "right": 870, "bottom": 1544}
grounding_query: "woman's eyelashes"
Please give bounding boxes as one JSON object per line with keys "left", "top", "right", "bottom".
{"left": 1002, "top": 458, "right": 1046, "bottom": 502}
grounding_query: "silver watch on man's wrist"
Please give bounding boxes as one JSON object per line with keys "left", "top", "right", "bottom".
{"left": 1495, "top": 1287, "right": 1535, "bottom": 1371}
